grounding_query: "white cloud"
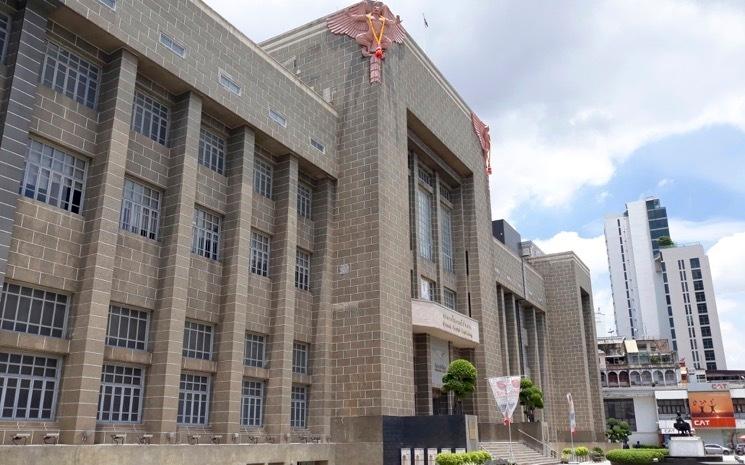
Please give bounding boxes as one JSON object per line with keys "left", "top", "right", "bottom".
{"left": 720, "top": 319, "right": 745, "bottom": 370}
{"left": 707, "top": 232, "right": 745, "bottom": 295}
{"left": 657, "top": 178, "right": 674, "bottom": 188}
{"left": 670, "top": 218, "right": 745, "bottom": 246}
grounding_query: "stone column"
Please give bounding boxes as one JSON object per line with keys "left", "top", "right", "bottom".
{"left": 497, "top": 286, "right": 510, "bottom": 373}
{"left": 413, "top": 334, "right": 433, "bottom": 415}
{"left": 308, "top": 178, "right": 335, "bottom": 437}
{"left": 265, "top": 156, "right": 299, "bottom": 439}
{"left": 212, "top": 127, "right": 255, "bottom": 434}
{"left": 525, "top": 307, "right": 541, "bottom": 387}
{"left": 504, "top": 293, "right": 521, "bottom": 376}
{"left": 56, "top": 49, "right": 139, "bottom": 443}
{"left": 0, "top": 0, "right": 49, "bottom": 287}
{"left": 143, "top": 92, "right": 202, "bottom": 439}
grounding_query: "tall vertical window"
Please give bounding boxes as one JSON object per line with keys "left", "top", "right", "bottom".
{"left": 177, "top": 373, "right": 210, "bottom": 425}
{"left": 106, "top": 305, "right": 149, "bottom": 351}
{"left": 416, "top": 188, "right": 433, "bottom": 260}
{"left": 419, "top": 277, "right": 436, "bottom": 301}
{"left": 42, "top": 42, "right": 100, "bottom": 109}
{"left": 0, "top": 352, "right": 60, "bottom": 420}
{"left": 295, "top": 249, "right": 311, "bottom": 291}
{"left": 290, "top": 385, "right": 308, "bottom": 428}
{"left": 250, "top": 231, "right": 271, "bottom": 277}
{"left": 182, "top": 321, "right": 214, "bottom": 360}
{"left": 97, "top": 364, "right": 144, "bottom": 423}
{"left": 441, "top": 207, "right": 454, "bottom": 272}
{"left": 120, "top": 178, "right": 161, "bottom": 240}
{"left": 132, "top": 92, "right": 169, "bottom": 145}
{"left": 254, "top": 157, "right": 273, "bottom": 198}
{"left": 443, "top": 288, "right": 457, "bottom": 311}
{"left": 198, "top": 128, "right": 226, "bottom": 175}
{"left": 241, "top": 379, "right": 264, "bottom": 427}
{"left": 0, "top": 13, "right": 9, "bottom": 64}
{"left": 192, "top": 208, "right": 221, "bottom": 260}
{"left": 292, "top": 342, "right": 308, "bottom": 374}
{"left": 297, "top": 183, "right": 312, "bottom": 219}
{"left": 21, "top": 140, "right": 87, "bottom": 214}
{"left": 244, "top": 333, "right": 266, "bottom": 368}
{"left": 0, "top": 283, "right": 68, "bottom": 338}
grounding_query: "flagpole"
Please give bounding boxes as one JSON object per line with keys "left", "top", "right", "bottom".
{"left": 508, "top": 421, "right": 514, "bottom": 464}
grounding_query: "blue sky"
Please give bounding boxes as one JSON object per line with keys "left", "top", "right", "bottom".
{"left": 207, "top": 0, "right": 745, "bottom": 368}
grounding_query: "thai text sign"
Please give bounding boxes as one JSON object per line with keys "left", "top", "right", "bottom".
{"left": 688, "top": 391, "right": 736, "bottom": 428}
{"left": 488, "top": 376, "right": 521, "bottom": 425}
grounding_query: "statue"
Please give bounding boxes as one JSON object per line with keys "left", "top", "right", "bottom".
{"left": 673, "top": 411, "right": 692, "bottom": 436}
{"left": 471, "top": 113, "right": 493, "bottom": 175}
{"left": 327, "top": 1, "right": 405, "bottom": 83}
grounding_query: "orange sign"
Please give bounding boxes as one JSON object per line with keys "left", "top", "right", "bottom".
{"left": 688, "top": 391, "right": 736, "bottom": 428}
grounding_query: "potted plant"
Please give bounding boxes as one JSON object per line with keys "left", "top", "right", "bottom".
{"left": 442, "top": 359, "right": 477, "bottom": 415}
{"left": 519, "top": 378, "right": 544, "bottom": 422}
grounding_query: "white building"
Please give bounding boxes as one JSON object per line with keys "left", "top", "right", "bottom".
{"left": 604, "top": 198, "right": 726, "bottom": 370}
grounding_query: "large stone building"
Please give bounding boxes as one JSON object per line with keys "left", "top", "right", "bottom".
{"left": 0, "top": 0, "right": 603, "bottom": 463}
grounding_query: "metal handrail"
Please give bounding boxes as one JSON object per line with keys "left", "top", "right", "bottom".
{"left": 517, "top": 428, "right": 560, "bottom": 458}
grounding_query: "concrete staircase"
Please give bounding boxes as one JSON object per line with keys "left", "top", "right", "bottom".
{"left": 480, "top": 441, "right": 560, "bottom": 465}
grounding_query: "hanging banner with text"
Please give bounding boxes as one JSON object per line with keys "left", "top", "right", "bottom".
{"left": 488, "top": 376, "right": 521, "bottom": 425}
{"left": 688, "top": 391, "right": 736, "bottom": 428}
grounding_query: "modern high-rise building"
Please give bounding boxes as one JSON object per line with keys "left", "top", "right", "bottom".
{"left": 0, "top": 1, "right": 605, "bottom": 464}
{"left": 604, "top": 198, "right": 725, "bottom": 370}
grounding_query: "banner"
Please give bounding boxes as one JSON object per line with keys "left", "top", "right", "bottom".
{"left": 688, "top": 391, "right": 736, "bottom": 428}
{"left": 567, "top": 392, "right": 576, "bottom": 434}
{"left": 488, "top": 376, "right": 521, "bottom": 425}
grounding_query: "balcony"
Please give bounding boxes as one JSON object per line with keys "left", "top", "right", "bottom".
{"left": 411, "top": 299, "right": 480, "bottom": 348}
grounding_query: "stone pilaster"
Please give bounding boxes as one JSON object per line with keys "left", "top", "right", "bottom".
{"left": 143, "top": 92, "right": 202, "bottom": 438}
{"left": 56, "top": 49, "right": 139, "bottom": 443}
{"left": 265, "top": 156, "right": 299, "bottom": 438}
{"left": 504, "top": 293, "right": 521, "bottom": 376}
{"left": 212, "top": 126, "right": 255, "bottom": 434}
{"left": 497, "top": 285, "right": 510, "bottom": 372}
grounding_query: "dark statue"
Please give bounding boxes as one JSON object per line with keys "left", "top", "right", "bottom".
{"left": 673, "top": 411, "right": 692, "bottom": 436}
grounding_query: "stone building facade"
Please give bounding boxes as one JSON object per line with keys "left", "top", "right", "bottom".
{"left": 0, "top": 0, "right": 603, "bottom": 463}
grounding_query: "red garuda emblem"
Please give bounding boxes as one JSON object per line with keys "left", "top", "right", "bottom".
{"left": 327, "top": 1, "right": 405, "bottom": 83}
{"left": 471, "top": 112, "right": 492, "bottom": 175}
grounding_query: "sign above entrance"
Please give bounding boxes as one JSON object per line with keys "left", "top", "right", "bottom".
{"left": 411, "top": 300, "right": 480, "bottom": 348}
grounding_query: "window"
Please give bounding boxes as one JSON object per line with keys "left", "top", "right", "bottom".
{"left": 0, "top": 283, "right": 68, "bottom": 338}
{"left": 691, "top": 269, "right": 702, "bottom": 280}
{"left": 244, "top": 333, "right": 266, "bottom": 368}
{"left": 292, "top": 342, "right": 309, "bottom": 374}
{"left": 290, "top": 385, "right": 307, "bottom": 428}
{"left": 182, "top": 321, "right": 214, "bottom": 360}
{"left": 132, "top": 92, "right": 169, "bottom": 145}
{"left": 218, "top": 70, "right": 241, "bottom": 95}
{"left": 416, "top": 188, "right": 433, "bottom": 260}
{"left": 97, "top": 364, "right": 144, "bottom": 423}
{"left": 697, "top": 303, "right": 708, "bottom": 314}
{"left": 0, "top": 352, "right": 60, "bottom": 420}
{"left": 21, "top": 140, "right": 87, "bottom": 214}
{"left": 120, "top": 178, "right": 161, "bottom": 240}
{"left": 159, "top": 32, "right": 186, "bottom": 57}
{"left": 604, "top": 398, "right": 636, "bottom": 431}
{"left": 297, "top": 183, "right": 312, "bottom": 219}
{"left": 106, "top": 305, "right": 148, "bottom": 350}
{"left": 441, "top": 207, "right": 454, "bottom": 272}
{"left": 269, "top": 109, "right": 287, "bottom": 127}
{"left": 99, "top": 0, "right": 116, "bottom": 9}
{"left": 417, "top": 166, "right": 434, "bottom": 187}
{"left": 250, "top": 231, "right": 271, "bottom": 277}
{"left": 443, "top": 288, "right": 456, "bottom": 311}
{"left": 177, "top": 373, "right": 210, "bottom": 425}
{"left": 689, "top": 258, "right": 700, "bottom": 268}
{"left": 701, "top": 326, "right": 711, "bottom": 337}
{"left": 695, "top": 291, "right": 706, "bottom": 303}
{"left": 42, "top": 42, "right": 100, "bottom": 109}
{"left": 310, "top": 138, "right": 325, "bottom": 154}
{"left": 254, "top": 157, "right": 273, "bottom": 198}
{"left": 0, "top": 13, "right": 9, "bottom": 63}
{"left": 703, "top": 338, "right": 713, "bottom": 349}
{"left": 440, "top": 184, "right": 452, "bottom": 202}
{"left": 420, "top": 277, "right": 436, "bottom": 301}
{"left": 704, "top": 350, "right": 716, "bottom": 361}
{"left": 657, "top": 399, "right": 689, "bottom": 415}
{"left": 693, "top": 280, "right": 704, "bottom": 291}
{"left": 706, "top": 362, "right": 717, "bottom": 370}
{"left": 192, "top": 208, "right": 221, "bottom": 260}
{"left": 198, "top": 128, "right": 226, "bottom": 174}
{"left": 295, "top": 249, "right": 311, "bottom": 291}
{"left": 241, "top": 379, "right": 264, "bottom": 427}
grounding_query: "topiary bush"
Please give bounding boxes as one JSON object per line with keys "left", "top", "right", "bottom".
{"left": 591, "top": 447, "right": 605, "bottom": 462}
{"left": 606, "top": 448, "right": 668, "bottom": 465}
{"left": 435, "top": 450, "right": 493, "bottom": 465}
{"left": 576, "top": 447, "right": 590, "bottom": 457}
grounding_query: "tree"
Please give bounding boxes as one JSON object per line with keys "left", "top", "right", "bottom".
{"left": 442, "top": 359, "right": 477, "bottom": 414}
{"left": 606, "top": 418, "right": 632, "bottom": 444}
{"left": 519, "top": 378, "right": 544, "bottom": 422}
{"left": 658, "top": 236, "right": 674, "bottom": 247}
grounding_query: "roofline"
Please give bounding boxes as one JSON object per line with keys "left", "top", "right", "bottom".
{"left": 528, "top": 251, "right": 592, "bottom": 276}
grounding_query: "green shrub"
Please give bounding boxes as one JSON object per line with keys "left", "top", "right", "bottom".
{"left": 592, "top": 447, "right": 604, "bottom": 455}
{"left": 561, "top": 453, "right": 570, "bottom": 464}
{"left": 435, "top": 450, "right": 493, "bottom": 465}
{"left": 435, "top": 452, "right": 459, "bottom": 465}
{"left": 563, "top": 448, "right": 574, "bottom": 455}
{"left": 576, "top": 447, "right": 590, "bottom": 457}
{"left": 606, "top": 448, "right": 668, "bottom": 465}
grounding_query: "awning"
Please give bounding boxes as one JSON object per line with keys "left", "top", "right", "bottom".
{"left": 655, "top": 390, "right": 688, "bottom": 400}
{"left": 624, "top": 339, "right": 639, "bottom": 353}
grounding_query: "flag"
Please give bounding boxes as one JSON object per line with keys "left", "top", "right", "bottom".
{"left": 422, "top": 13, "right": 429, "bottom": 28}
{"left": 567, "top": 392, "right": 576, "bottom": 434}
{"left": 488, "top": 376, "right": 521, "bottom": 425}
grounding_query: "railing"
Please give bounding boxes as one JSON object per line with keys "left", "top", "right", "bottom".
{"left": 517, "top": 428, "right": 559, "bottom": 459}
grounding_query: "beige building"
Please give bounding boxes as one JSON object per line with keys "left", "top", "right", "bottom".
{"left": 0, "top": 0, "right": 604, "bottom": 463}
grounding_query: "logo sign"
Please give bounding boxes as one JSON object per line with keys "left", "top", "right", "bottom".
{"left": 488, "top": 376, "right": 521, "bottom": 425}
{"left": 688, "top": 391, "right": 736, "bottom": 428}
{"left": 567, "top": 392, "right": 576, "bottom": 434}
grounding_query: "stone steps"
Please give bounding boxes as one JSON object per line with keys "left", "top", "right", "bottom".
{"left": 481, "top": 441, "right": 561, "bottom": 465}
